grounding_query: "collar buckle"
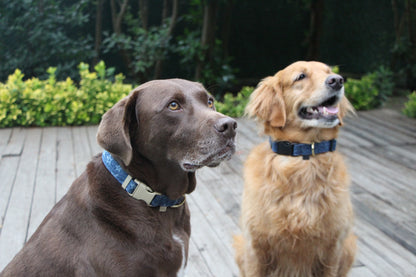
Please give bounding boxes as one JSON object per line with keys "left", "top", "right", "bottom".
{"left": 129, "top": 179, "right": 162, "bottom": 206}
{"left": 311, "top": 142, "right": 315, "bottom": 156}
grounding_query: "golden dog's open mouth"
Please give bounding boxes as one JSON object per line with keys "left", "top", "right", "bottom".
{"left": 299, "top": 95, "right": 340, "bottom": 121}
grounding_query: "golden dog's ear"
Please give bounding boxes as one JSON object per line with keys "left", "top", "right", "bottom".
{"left": 338, "top": 95, "right": 355, "bottom": 126}
{"left": 245, "top": 76, "right": 286, "bottom": 127}
{"left": 97, "top": 90, "right": 139, "bottom": 166}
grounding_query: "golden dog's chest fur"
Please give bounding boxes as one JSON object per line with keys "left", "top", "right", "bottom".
{"left": 236, "top": 142, "right": 354, "bottom": 276}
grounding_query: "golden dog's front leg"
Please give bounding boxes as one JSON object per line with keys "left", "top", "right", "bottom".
{"left": 319, "top": 232, "right": 357, "bottom": 277}
{"left": 234, "top": 233, "right": 274, "bottom": 277}
{"left": 337, "top": 233, "right": 357, "bottom": 277}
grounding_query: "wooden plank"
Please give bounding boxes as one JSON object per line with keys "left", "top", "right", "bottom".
{"left": 349, "top": 266, "right": 378, "bottom": 277}
{"left": 367, "top": 109, "right": 416, "bottom": 133}
{"left": 0, "top": 128, "right": 12, "bottom": 157}
{"left": 189, "top": 177, "right": 240, "bottom": 252}
{"left": 0, "top": 156, "right": 20, "bottom": 225}
{"left": 338, "top": 128, "right": 375, "bottom": 148}
{"left": 0, "top": 128, "right": 42, "bottom": 271}
{"left": 71, "top": 126, "right": 92, "bottom": 178}
{"left": 369, "top": 144, "right": 416, "bottom": 170}
{"left": 235, "top": 119, "right": 265, "bottom": 151}
{"left": 355, "top": 239, "right": 403, "bottom": 276}
{"left": 348, "top": 266, "right": 377, "bottom": 277}
{"left": 187, "top": 237, "right": 214, "bottom": 277}
{"left": 86, "top": 125, "right": 102, "bottom": 156}
{"left": 1, "top": 128, "right": 26, "bottom": 157}
{"left": 188, "top": 195, "right": 239, "bottom": 277}
{"left": 342, "top": 122, "right": 394, "bottom": 146}
{"left": 27, "top": 128, "right": 57, "bottom": 239}
{"left": 351, "top": 114, "right": 416, "bottom": 144}
{"left": 56, "top": 128, "right": 76, "bottom": 201}
{"left": 345, "top": 150, "right": 416, "bottom": 210}
{"left": 352, "top": 192, "right": 416, "bottom": 255}
{"left": 359, "top": 110, "right": 416, "bottom": 139}
{"left": 345, "top": 147, "right": 416, "bottom": 191}
{"left": 354, "top": 217, "right": 416, "bottom": 276}
{"left": 196, "top": 166, "right": 243, "bottom": 225}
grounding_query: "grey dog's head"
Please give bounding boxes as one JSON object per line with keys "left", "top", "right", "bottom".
{"left": 97, "top": 79, "right": 237, "bottom": 174}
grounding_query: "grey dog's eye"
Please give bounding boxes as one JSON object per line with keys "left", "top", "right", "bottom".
{"left": 295, "top": 73, "right": 306, "bottom": 81}
{"left": 168, "top": 101, "right": 180, "bottom": 111}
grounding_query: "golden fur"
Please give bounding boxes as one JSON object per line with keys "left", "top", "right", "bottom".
{"left": 234, "top": 61, "right": 357, "bottom": 277}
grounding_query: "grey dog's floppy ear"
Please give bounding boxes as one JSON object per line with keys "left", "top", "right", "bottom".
{"left": 97, "top": 90, "right": 139, "bottom": 166}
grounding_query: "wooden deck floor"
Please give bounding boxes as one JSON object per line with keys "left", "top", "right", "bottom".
{"left": 0, "top": 108, "right": 415, "bottom": 276}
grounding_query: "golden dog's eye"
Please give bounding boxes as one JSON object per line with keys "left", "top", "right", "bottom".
{"left": 295, "top": 73, "right": 306, "bottom": 81}
{"left": 208, "top": 99, "right": 214, "bottom": 108}
{"left": 168, "top": 101, "right": 180, "bottom": 111}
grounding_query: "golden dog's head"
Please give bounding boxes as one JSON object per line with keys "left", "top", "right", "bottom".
{"left": 246, "top": 61, "right": 354, "bottom": 142}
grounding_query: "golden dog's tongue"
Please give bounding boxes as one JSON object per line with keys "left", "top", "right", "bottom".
{"left": 319, "top": 106, "right": 339, "bottom": 115}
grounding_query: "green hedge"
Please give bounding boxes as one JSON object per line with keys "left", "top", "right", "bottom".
{"left": 339, "top": 66, "right": 394, "bottom": 111}
{"left": 216, "top": 86, "right": 253, "bottom": 118}
{"left": 1, "top": 63, "right": 408, "bottom": 127}
{"left": 0, "top": 62, "right": 132, "bottom": 127}
{"left": 403, "top": 91, "right": 416, "bottom": 118}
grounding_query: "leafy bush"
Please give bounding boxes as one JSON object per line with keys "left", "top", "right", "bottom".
{"left": 344, "top": 66, "right": 394, "bottom": 110}
{"left": 0, "top": 1, "right": 94, "bottom": 81}
{"left": 403, "top": 91, "right": 416, "bottom": 118}
{"left": 344, "top": 74, "right": 379, "bottom": 110}
{"left": 0, "top": 62, "right": 132, "bottom": 127}
{"left": 216, "top": 86, "right": 254, "bottom": 117}
{"left": 371, "top": 66, "right": 394, "bottom": 106}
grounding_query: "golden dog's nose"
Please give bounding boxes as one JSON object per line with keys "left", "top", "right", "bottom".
{"left": 326, "top": 74, "right": 344, "bottom": 91}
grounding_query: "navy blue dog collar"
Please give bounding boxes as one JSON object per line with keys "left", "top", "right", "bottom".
{"left": 102, "top": 150, "right": 185, "bottom": 212}
{"left": 269, "top": 138, "right": 337, "bottom": 160}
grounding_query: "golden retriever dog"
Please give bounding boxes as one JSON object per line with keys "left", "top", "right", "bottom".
{"left": 234, "top": 61, "right": 357, "bottom": 277}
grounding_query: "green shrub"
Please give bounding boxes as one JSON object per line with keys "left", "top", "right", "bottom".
{"left": 0, "top": 61, "right": 132, "bottom": 127}
{"left": 403, "top": 91, "right": 416, "bottom": 118}
{"left": 344, "top": 66, "right": 393, "bottom": 111}
{"left": 334, "top": 65, "right": 393, "bottom": 111}
{"left": 216, "top": 86, "right": 254, "bottom": 117}
{"left": 344, "top": 74, "right": 379, "bottom": 110}
{"left": 371, "top": 66, "right": 394, "bottom": 107}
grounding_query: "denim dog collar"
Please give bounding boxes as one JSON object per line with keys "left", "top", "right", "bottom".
{"left": 102, "top": 150, "right": 185, "bottom": 212}
{"left": 269, "top": 138, "right": 337, "bottom": 160}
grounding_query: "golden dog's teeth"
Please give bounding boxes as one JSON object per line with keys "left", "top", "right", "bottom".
{"left": 323, "top": 107, "right": 328, "bottom": 116}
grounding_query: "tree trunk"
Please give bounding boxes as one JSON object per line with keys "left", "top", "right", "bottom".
{"left": 195, "top": 0, "right": 218, "bottom": 80}
{"left": 94, "top": 0, "right": 104, "bottom": 64}
{"left": 221, "top": 1, "right": 233, "bottom": 59}
{"left": 110, "top": 0, "right": 128, "bottom": 34}
{"left": 139, "top": 0, "right": 149, "bottom": 31}
{"left": 110, "top": 0, "right": 132, "bottom": 77}
{"left": 306, "top": 0, "right": 324, "bottom": 60}
{"left": 405, "top": 0, "right": 416, "bottom": 89}
{"left": 154, "top": 0, "right": 178, "bottom": 79}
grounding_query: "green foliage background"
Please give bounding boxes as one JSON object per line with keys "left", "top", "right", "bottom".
{"left": 403, "top": 92, "right": 416, "bottom": 118}
{"left": 0, "top": 62, "right": 132, "bottom": 127}
{"left": 2, "top": 62, "right": 411, "bottom": 127}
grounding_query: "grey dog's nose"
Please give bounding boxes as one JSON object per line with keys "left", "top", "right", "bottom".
{"left": 214, "top": 117, "right": 237, "bottom": 138}
{"left": 326, "top": 74, "right": 344, "bottom": 91}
